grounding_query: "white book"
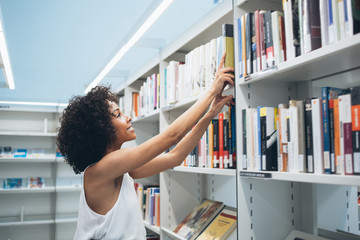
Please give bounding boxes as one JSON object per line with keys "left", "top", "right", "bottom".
{"left": 312, "top": 98, "right": 324, "bottom": 174}
{"left": 204, "top": 41, "right": 211, "bottom": 92}
{"left": 344, "top": 0, "right": 353, "bottom": 38}
{"left": 253, "top": 110, "right": 261, "bottom": 171}
{"left": 298, "top": 0, "right": 305, "bottom": 55}
{"left": 209, "top": 38, "right": 217, "bottom": 89}
{"left": 178, "top": 64, "right": 185, "bottom": 102}
{"left": 199, "top": 44, "right": 206, "bottom": 94}
{"left": 332, "top": 0, "right": 341, "bottom": 42}
{"left": 272, "top": 11, "right": 283, "bottom": 66}
{"left": 320, "top": 0, "right": 330, "bottom": 46}
{"left": 246, "top": 108, "right": 256, "bottom": 171}
{"left": 337, "top": 0, "right": 346, "bottom": 40}
{"left": 284, "top": 0, "right": 296, "bottom": 60}
{"left": 191, "top": 47, "right": 200, "bottom": 96}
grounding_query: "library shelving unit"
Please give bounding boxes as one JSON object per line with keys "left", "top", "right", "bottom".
{"left": 0, "top": 105, "right": 81, "bottom": 240}
{"left": 234, "top": 0, "right": 360, "bottom": 240}
{"left": 117, "top": 0, "right": 238, "bottom": 239}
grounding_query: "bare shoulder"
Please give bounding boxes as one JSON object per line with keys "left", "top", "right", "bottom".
{"left": 83, "top": 164, "right": 123, "bottom": 215}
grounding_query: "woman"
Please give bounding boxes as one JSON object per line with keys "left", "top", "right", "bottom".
{"left": 57, "top": 53, "right": 234, "bottom": 239}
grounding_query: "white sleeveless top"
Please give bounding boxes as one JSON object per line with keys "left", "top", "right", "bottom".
{"left": 74, "top": 172, "right": 146, "bottom": 240}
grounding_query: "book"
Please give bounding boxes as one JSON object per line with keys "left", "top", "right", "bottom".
{"left": 351, "top": 86, "right": 360, "bottom": 174}
{"left": 0, "top": 146, "right": 11, "bottom": 158}
{"left": 333, "top": 99, "right": 342, "bottom": 174}
{"left": 245, "top": 13, "right": 253, "bottom": 74}
{"left": 222, "top": 23, "right": 234, "bottom": 76}
{"left": 230, "top": 100, "right": 237, "bottom": 169}
{"left": 305, "top": 98, "right": 314, "bottom": 173}
{"left": 251, "top": 13, "right": 257, "bottom": 73}
{"left": 272, "top": 11, "right": 284, "bottom": 66}
{"left": 237, "top": 17, "right": 244, "bottom": 78}
{"left": 31, "top": 148, "right": 45, "bottom": 158}
{"left": 303, "top": 0, "right": 322, "bottom": 53}
{"left": 279, "top": 103, "right": 289, "bottom": 172}
{"left": 242, "top": 109, "right": 247, "bottom": 170}
{"left": 28, "top": 177, "right": 45, "bottom": 188}
{"left": 208, "top": 122, "right": 214, "bottom": 168}
{"left": 320, "top": 0, "right": 330, "bottom": 46}
{"left": 264, "top": 10, "right": 275, "bottom": 68}
{"left": 218, "top": 112, "right": 224, "bottom": 169}
{"left": 321, "top": 87, "right": 350, "bottom": 173}
{"left": 312, "top": 98, "right": 324, "bottom": 174}
{"left": 196, "top": 206, "right": 237, "bottom": 240}
{"left": 260, "top": 107, "right": 278, "bottom": 171}
{"left": 173, "top": 200, "right": 225, "bottom": 240}
{"left": 213, "top": 119, "right": 219, "bottom": 168}
{"left": 223, "top": 110, "right": 230, "bottom": 168}
{"left": 4, "top": 178, "right": 22, "bottom": 189}
{"left": 14, "top": 148, "right": 27, "bottom": 158}
{"left": 339, "top": 94, "right": 354, "bottom": 175}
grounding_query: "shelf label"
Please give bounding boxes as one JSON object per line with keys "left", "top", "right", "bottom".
{"left": 240, "top": 171, "right": 272, "bottom": 178}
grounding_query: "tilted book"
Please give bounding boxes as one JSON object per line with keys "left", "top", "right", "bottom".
{"left": 196, "top": 206, "right": 237, "bottom": 240}
{"left": 173, "top": 200, "right": 225, "bottom": 240}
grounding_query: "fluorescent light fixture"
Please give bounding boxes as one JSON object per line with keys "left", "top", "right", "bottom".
{"left": 0, "top": 18, "right": 14, "bottom": 89}
{"left": 0, "top": 101, "right": 68, "bottom": 107}
{"left": 84, "top": 0, "right": 174, "bottom": 93}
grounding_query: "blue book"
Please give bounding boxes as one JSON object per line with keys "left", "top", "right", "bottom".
{"left": 237, "top": 17, "right": 243, "bottom": 78}
{"left": 321, "top": 87, "right": 350, "bottom": 174}
{"left": 14, "top": 149, "right": 27, "bottom": 158}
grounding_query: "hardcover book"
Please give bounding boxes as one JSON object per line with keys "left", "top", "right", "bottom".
{"left": 173, "top": 200, "right": 225, "bottom": 240}
{"left": 196, "top": 206, "right": 237, "bottom": 240}
{"left": 4, "top": 178, "right": 22, "bottom": 189}
{"left": 28, "top": 177, "right": 45, "bottom": 188}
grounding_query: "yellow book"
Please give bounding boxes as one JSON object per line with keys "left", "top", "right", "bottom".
{"left": 197, "top": 206, "right": 237, "bottom": 240}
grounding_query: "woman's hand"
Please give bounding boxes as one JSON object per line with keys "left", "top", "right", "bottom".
{"left": 210, "top": 52, "right": 235, "bottom": 97}
{"left": 207, "top": 94, "right": 234, "bottom": 119}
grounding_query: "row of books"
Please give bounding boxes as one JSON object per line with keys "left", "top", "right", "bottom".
{"left": 173, "top": 199, "right": 237, "bottom": 240}
{"left": 242, "top": 86, "right": 360, "bottom": 175}
{"left": 182, "top": 104, "right": 236, "bottom": 169}
{"left": 2, "top": 177, "right": 45, "bottom": 189}
{"left": 134, "top": 183, "right": 160, "bottom": 227}
{"left": 0, "top": 147, "right": 47, "bottom": 158}
{"left": 237, "top": 1, "right": 359, "bottom": 78}
{"left": 130, "top": 23, "right": 235, "bottom": 118}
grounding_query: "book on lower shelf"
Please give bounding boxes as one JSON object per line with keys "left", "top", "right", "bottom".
{"left": 28, "top": 177, "right": 45, "bottom": 188}
{"left": 196, "top": 206, "right": 237, "bottom": 240}
{"left": 3, "top": 178, "right": 22, "bottom": 189}
{"left": 173, "top": 199, "right": 225, "bottom": 240}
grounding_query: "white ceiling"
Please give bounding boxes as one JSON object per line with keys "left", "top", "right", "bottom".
{"left": 0, "top": 0, "right": 217, "bottom": 103}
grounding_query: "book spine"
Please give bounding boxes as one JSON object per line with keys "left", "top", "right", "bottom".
{"left": 329, "top": 99, "right": 336, "bottom": 173}
{"left": 219, "top": 112, "right": 224, "bottom": 169}
{"left": 241, "top": 16, "right": 247, "bottom": 77}
{"left": 242, "top": 109, "right": 247, "bottom": 170}
{"left": 237, "top": 17, "right": 243, "bottom": 78}
{"left": 312, "top": 98, "right": 324, "bottom": 174}
{"left": 251, "top": 13, "right": 257, "bottom": 73}
{"left": 260, "top": 107, "right": 267, "bottom": 170}
{"left": 352, "top": 87, "right": 360, "bottom": 174}
{"left": 255, "top": 10, "right": 262, "bottom": 72}
{"left": 259, "top": 11, "right": 267, "bottom": 71}
{"left": 340, "top": 94, "right": 353, "bottom": 175}
{"left": 245, "top": 13, "right": 253, "bottom": 74}
{"left": 213, "top": 119, "right": 219, "bottom": 168}
{"left": 305, "top": 98, "right": 314, "bottom": 173}
{"left": 322, "top": 87, "right": 332, "bottom": 174}
{"left": 334, "top": 99, "right": 342, "bottom": 174}
{"left": 264, "top": 10, "right": 274, "bottom": 68}
{"left": 223, "top": 118, "right": 229, "bottom": 169}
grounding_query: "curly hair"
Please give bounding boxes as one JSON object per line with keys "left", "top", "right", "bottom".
{"left": 57, "top": 86, "right": 118, "bottom": 174}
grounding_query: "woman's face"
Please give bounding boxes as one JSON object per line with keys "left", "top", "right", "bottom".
{"left": 108, "top": 101, "right": 136, "bottom": 147}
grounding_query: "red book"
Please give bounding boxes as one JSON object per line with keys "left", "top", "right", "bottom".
{"left": 212, "top": 119, "right": 219, "bottom": 168}
{"left": 218, "top": 112, "right": 224, "bottom": 169}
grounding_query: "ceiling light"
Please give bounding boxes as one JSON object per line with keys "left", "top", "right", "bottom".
{"left": 84, "top": 0, "right": 174, "bottom": 93}
{"left": 0, "top": 18, "right": 14, "bottom": 89}
{"left": 0, "top": 101, "right": 68, "bottom": 107}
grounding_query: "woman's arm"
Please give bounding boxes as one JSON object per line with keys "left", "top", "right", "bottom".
{"left": 93, "top": 53, "right": 234, "bottom": 181}
{"left": 129, "top": 93, "right": 234, "bottom": 179}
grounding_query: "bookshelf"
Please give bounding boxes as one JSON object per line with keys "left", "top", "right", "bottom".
{"left": 0, "top": 106, "right": 81, "bottom": 240}
{"left": 234, "top": 0, "right": 360, "bottom": 239}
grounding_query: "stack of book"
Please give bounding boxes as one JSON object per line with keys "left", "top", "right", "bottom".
{"left": 237, "top": 1, "right": 359, "bottom": 79}
{"left": 182, "top": 101, "right": 236, "bottom": 169}
{"left": 134, "top": 183, "right": 160, "bottom": 227}
{"left": 241, "top": 86, "right": 360, "bottom": 175}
